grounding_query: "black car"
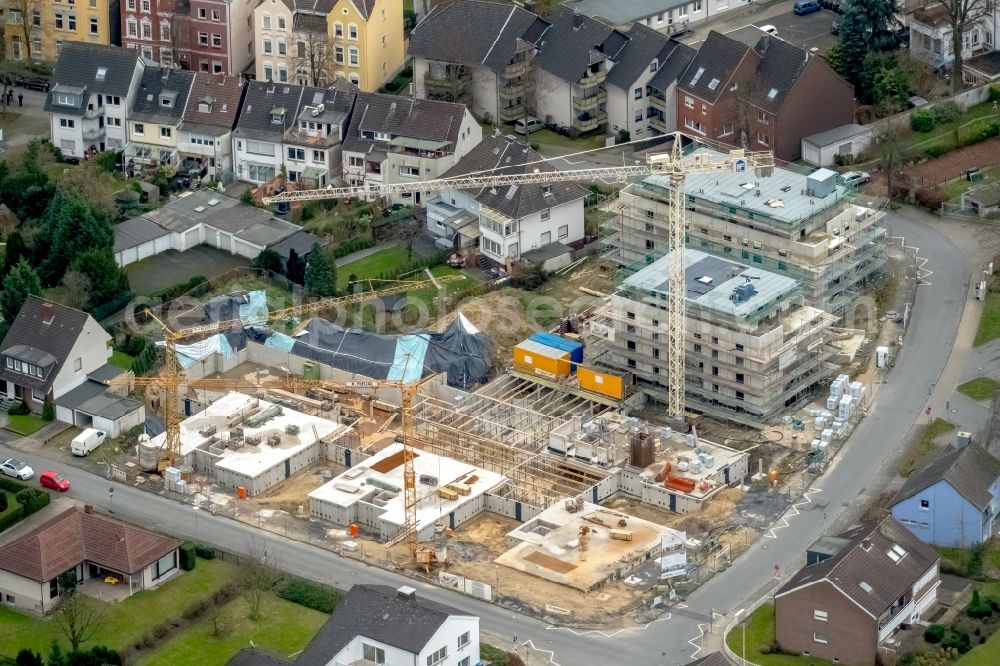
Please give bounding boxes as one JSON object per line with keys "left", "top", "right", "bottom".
{"left": 17, "top": 76, "right": 50, "bottom": 92}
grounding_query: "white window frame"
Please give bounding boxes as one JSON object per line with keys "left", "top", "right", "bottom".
{"left": 813, "top": 610, "right": 828, "bottom": 622}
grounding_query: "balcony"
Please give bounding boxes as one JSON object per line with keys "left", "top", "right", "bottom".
{"left": 82, "top": 126, "right": 105, "bottom": 142}
{"left": 579, "top": 69, "right": 607, "bottom": 86}
{"left": 573, "top": 89, "right": 606, "bottom": 112}
{"left": 503, "top": 59, "right": 531, "bottom": 77}
{"left": 284, "top": 127, "right": 338, "bottom": 148}
{"left": 649, "top": 95, "right": 666, "bottom": 112}
{"left": 499, "top": 80, "right": 526, "bottom": 98}
{"left": 424, "top": 66, "right": 472, "bottom": 92}
{"left": 83, "top": 106, "right": 103, "bottom": 120}
{"left": 573, "top": 111, "right": 606, "bottom": 133}
{"left": 649, "top": 115, "right": 667, "bottom": 132}
{"left": 498, "top": 104, "right": 526, "bottom": 123}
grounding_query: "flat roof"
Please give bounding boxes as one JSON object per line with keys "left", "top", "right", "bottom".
{"left": 56, "top": 379, "right": 142, "bottom": 420}
{"left": 309, "top": 442, "right": 505, "bottom": 533}
{"left": 643, "top": 148, "right": 850, "bottom": 226}
{"left": 114, "top": 216, "right": 170, "bottom": 253}
{"left": 151, "top": 392, "right": 344, "bottom": 478}
{"left": 624, "top": 248, "right": 800, "bottom": 319}
{"left": 567, "top": 0, "right": 690, "bottom": 24}
{"left": 802, "top": 123, "right": 871, "bottom": 148}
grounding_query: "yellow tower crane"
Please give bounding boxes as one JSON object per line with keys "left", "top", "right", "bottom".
{"left": 263, "top": 132, "right": 775, "bottom": 422}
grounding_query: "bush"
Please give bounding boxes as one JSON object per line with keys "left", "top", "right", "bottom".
{"left": 150, "top": 275, "right": 208, "bottom": 302}
{"left": 942, "top": 629, "right": 972, "bottom": 653}
{"left": 33, "top": 489, "right": 50, "bottom": 512}
{"left": 15, "top": 488, "right": 37, "bottom": 514}
{"left": 42, "top": 394, "right": 54, "bottom": 422}
{"left": 0, "top": 491, "right": 7, "bottom": 512}
{"left": 967, "top": 589, "right": 992, "bottom": 618}
{"left": 922, "top": 144, "right": 950, "bottom": 159}
{"left": 990, "top": 85, "right": 1000, "bottom": 102}
{"left": 530, "top": 143, "right": 540, "bottom": 151}
{"left": 179, "top": 542, "right": 197, "bottom": 571}
{"left": 931, "top": 100, "right": 961, "bottom": 124}
{"left": 915, "top": 187, "right": 946, "bottom": 210}
{"left": 911, "top": 109, "right": 936, "bottom": 132}
{"left": 924, "top": 624, "right": 946, "bottom": 643}
{"left": 195, "top": 544, "right": 217, "bottom": 559}
{"left": 0, "top": 502, "right": 26, "bottom": 532}
{"left": 182, "top": 599, "right": 212, "bottom": 621}
{"left": 8, "top": 401, "right": 30, "bottom": 416}
{"left": 276, "top": 577, "right": 343, "bottom": 614}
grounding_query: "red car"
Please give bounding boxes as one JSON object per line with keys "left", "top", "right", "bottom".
{"left": 39, "top": 470, "right": 70, "bottom": 492}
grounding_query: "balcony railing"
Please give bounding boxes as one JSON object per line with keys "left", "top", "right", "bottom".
{"left": 284, "top": 127, "right": 338, "bottom": 148}
{"left": 82, "top": 127, "right": 105, "bottom": 142}
{"left": 579, "top": 69, "right": 607, "bottom": 86}
{"left": 424, "top": 67, "right": 472, "bottom": 90}
{"left": 500, "top": 80, "right": 526, "bottom": 98}
{"left": 503, "top": 60, "right": 531, "bottom": 77}
{"left": 573, "top": 89, "right": 607, "bottom": 112}
{"left": 498, "top": 105, "right": 526, "bottom": 123}
{"left": 573, "top": 112, "right": 605, "bottom": 133}
{"left": 649, "top": 95, "right": 666, "bottom": 112}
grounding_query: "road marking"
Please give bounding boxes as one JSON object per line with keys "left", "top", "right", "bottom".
{"left": 890, "top": 235, "right": 933, "bottom": 286}
{"left": 688, "top": 621, "right": 710, "bottom": 659}
{"left": 522, "top": 640, "right": 562, "bottom": 666}
{"left": 763, "top": 487, "right": 822, "bottom": 539}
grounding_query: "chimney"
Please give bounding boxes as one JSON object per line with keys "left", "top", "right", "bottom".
{"left": 84, "top": 505, "right": 94, "bottom": 514}
{"left": 956, "top": 431, "right": 973, "bottom": 449}
{"left": 397, "top": 585, "right": 417, "bottom": 600}
{"left": 41, "top": 303, "right": 55, "bottom": 325}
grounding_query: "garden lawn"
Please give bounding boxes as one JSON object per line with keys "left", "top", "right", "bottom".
{"left": 337, "top": 246, "right": 416, "bottom": 289}
{"left": 6, "top": 413, "right": 48, "bottom": 435}
{"left": 976, "top": 291, "right": 1000, "bottom": 346}
{"left": 0, "top": 559, "right": 239, "bottom": 660}
{"left": 958, "top": 377, "right": 1000, "bottom": 401}
{"left": 138, "top": 593, "right": 326, "bottom": 666}
{"left": 958, "top": 617, "right": 1000, "bottom": 664}
{"left": 0, "top": 490, "right": 21, "bottom": 526}
{"left": 109, "top": 351, "right": 135, "bottom": 371}
{"left": 907, "top": 99, "right": 1000, "bottom": 152}
{"left": 725, "top": 603, "right": 838, "bottom": 666}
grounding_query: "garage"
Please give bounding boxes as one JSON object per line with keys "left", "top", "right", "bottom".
{"left": 55, "top": 379, "right": 145, "bottom": 438}
{"left": 802, "top": 124, "right": 873, "bottom": 167}
{"left": 114, "top": 217, "right": 171, "bottom": 268}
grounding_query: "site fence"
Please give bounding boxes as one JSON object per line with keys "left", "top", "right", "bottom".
{"left": 721, "top": 583, "right": 780, "bottom": 666}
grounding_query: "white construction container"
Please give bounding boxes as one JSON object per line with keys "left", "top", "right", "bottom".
{"left": 830, "top": 380, "right": 844, "bottom": 398}
{"left": 826, "top": 396, "right": 839, "bottom": 411}
{"left": 815, "top": 416, "right": 827, "bottom": 429}
{"left": 821, "top": 428, "right": 834, "bottom": 443}
{"left": 849, "top": 381, "right": 864, "bottom": 399}
{"left": 875, "top": 346, "right": 889, "bottom": 369}
{"left": 690, "top": 459, "right": 704, "bottom": 474}
{"left": 839, "top": 394, "right": 854, "bottom": 420}
{"left": 811, "top": 439, "right": 821, "bottom": 450}
{"left": 684, "top": 433, "right": 696, "bottom": 447}
{"left": 819, "top": 441, "right": 829, "bottom": 457}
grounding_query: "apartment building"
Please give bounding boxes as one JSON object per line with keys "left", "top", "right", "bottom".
{"left": 3, "top": 0, "right": 120, "bottom": 63}
{"left": 253, "top": 0, "right": 403, "bottom": 91}
{"left": 568, "top": 0, "right": 740, "bottom": 36}
{"left": 120, "top": 0, "right": 255, "bottom": 75}
{"left": 606, "top": 150, "right": 887, "bottom": 315}
{"left": 341, "top": 92, "right": 481, "bottom": 205}
{"left": 587, "top": 248, "right": 834, "bottom": 425}
{"left": 177, "top": 72, "right": 247, "bottom": 182}
{"left": 45, "top": 42, "right": 143, "bottom": 158}
{"left": 124, "top": 66, "right": 196, "bottom": 173}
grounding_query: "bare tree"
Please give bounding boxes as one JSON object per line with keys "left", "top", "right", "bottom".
{"left": 239, "top": 539, "right": 283, "bottom": 620}
{"left": 390, "top": 215, "right": 424, "bottom": 262}
{"left": 936, "top": 0, "right": 990, "bottom": 93}
{"left": 55, "top": 572, "right": 107, "bottom": 652}
{"left": 60, "top": 271, "right": 92, "bottom": 310}
{"left": 874, "top": 104, "right": 907, "bottom": 202}
{"left": 732, "top": 79, "right": 762, "bottom": 150}
{"left": 295, "top": 28, "right": 334, "bottom": 87}
{"left": 7, "top": 0, "right": 39, "bottom": 61}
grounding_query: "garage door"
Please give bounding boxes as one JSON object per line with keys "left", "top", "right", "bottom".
{"left": 137, "top": 240, "right": 155, "bottom": 260}
{"left": 182, "top": 228, "right": 199, "bottom": 251}
{"left": 233, "top": 240, "right": 259, "bottom": 258}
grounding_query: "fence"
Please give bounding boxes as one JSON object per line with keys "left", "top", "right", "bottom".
{"left": 722, "top": 583, "right": 780, "bottom": 666}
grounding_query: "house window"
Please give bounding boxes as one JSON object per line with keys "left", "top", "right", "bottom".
{"left": 55, "top": 13, "right": 64, "bottom": 29}
{"left": 262, "top": 14, "right": 271, "bottom": 29}
{"left": 200, "top": 32, "right": 209, "bottom": 46}
{"left": 89, "top": 17, "right": 98, "bottom": 35}
{"left": 459, "top": 659, "right": 470, "bottom": 666}
{"left": 427, "top": 646, "right": 448, "bottom": 666}
{"left": 814, "top": 610, "right": 828, "bottom": 622}
{"left": 59, "top": 118, "right": 75, "bottom": 128}
{"left": 126, "top": 0, "right": 135, "bottom": 8}
{"left": 287, "top": 147, "right": 305, "bottom": 160}
{"left": 758, "top": 111, "right": 768, "bottom": 123}
{"left": 920, "top": 499, "right": 930, "bottom": 510}
{"left": 634, "top": 87, "right": 643, "bottom": 100}
{"left": 141, "top": 0, "right": 149, "bottom": 11}
{"left": 134, "top": 123, "right": 144, "bottom": 135}
{"left": 541, "top": 209, "right": 550, "bottom": 221}
{"left": 399, "top": 165, "right": 419, "bottom": 177}
{"left": 635, "top": 111, "right": 643, "bottom": 123}
{"left": 154, "top": 550, "right": 177, "bottom": 579}
{"left": 278, "top": 67, "right": 287, "bottom": 82}
{"left": 126, "top": 18, "right": 137, "bottom": 38}
{"left": 277, "top": 39, "right": 286, "bottom": 55}
{"left": 335, "top": 46, "right": 345, "bottom": 63}
{"left": 277, "top": 16, "right": 285, "bottom": 29}
{"left": 73, "top": 357, "right": 82, "bottom": 371}
{"left": 349, "top": 47, "right": 359, "bottom": 66}
{"left": 349, "top": 24, "right": 358, "bottom": 39}
{"left": 684, "top": 95, "right": 694, "bottom": 109}
{"left": 212, "top": 9, "right": 221, "bottom": 21}
{"left": 362, "top": 645, "right": 385, "bottom": 664}
{"left": 757, "top": 132, "right": 769, "bottom": 146}
{"left": 558, "top": 224, "right": 568, "bottom": 239}
{"left": 49, "top": 579, "right": 59, "bottom": 599}
{"left": 160, "top": 127, "right": 172, "bottom": 138}
{"left": 540, "top": 231, "right": 551, "bottom": 245}
{"left": 334, "top": 22, "right": 343, "bottom": 37}
{"left": 263, "top": 38, "right": 272, "bottom": 54}
{"left": 161, "top": 20, "right": 170, "bottom": 41}
{"left": 212, "top": 34, "right": 222, "bottom": 48}
{"left": 141, "top": 19, "right": 151, "bottom": 39}
{"left": 458, "top": 632, "right": 470, "bottom": 649}
{"left": 198, "top": 7, "right": 206, "bottom": 18}
{"left": 719, "top": 123, "right": 734, "bottom": 137}
{"left": 813, "top": 632, "right": 828, "bottom": 644}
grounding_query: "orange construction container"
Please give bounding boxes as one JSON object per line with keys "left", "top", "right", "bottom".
{"left": 655, "top": 462, "right": 671, "bottom": 483}
{"left": 236, "top": 486, "right": 247, "bottom": 499}
{"left": 578, "top": 366, "right": 625, "bottom": 400}
{"left": 665, "top": 475, "right": 697, "bottom": 493}
{"left": 513, "top": 340, "right": 571, "bottom": 379}
{"left": 349, "top": 523, "right": 359, "bottom": 537}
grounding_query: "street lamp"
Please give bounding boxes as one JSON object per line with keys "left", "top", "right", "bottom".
{"left": 735, "top": 608, "right": 747, "bottom": 666}
{"left": 108, "top": 487, "right": 115, "bottom": 514}
{"left": 193, "top": 504, "right": 200, "bottom": 538}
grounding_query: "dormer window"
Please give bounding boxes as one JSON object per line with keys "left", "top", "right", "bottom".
{"left": 161, "top": 96, "right": 172, "bottom": 107}
{"left": 374, "top": 131, "right": 391, "bottom": 141}
{"left": 95, "top": 67, "right": 107, "bottom": 81}
{"left": 55, "top": 93, "right": 75, "bottom": 106}
{"left": 199, "top": 102, "right": 210, "bottom": 112}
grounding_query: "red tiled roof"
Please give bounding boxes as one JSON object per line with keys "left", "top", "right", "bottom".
{"left": 0, "top": 507, "right": 181, "bottom": 582}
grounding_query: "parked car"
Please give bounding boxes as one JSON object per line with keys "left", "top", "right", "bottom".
{"left": 794, "top": 0, "right": 822, "bottom": 14}
{"left": 758, "top": 24, "right": 778, "bottom": 37}
{"left": 71, "top": 428, "right": 107, "bottom": 457}
{"left": 839, "top": 171, "right": 871, "bottom": 186}
{"left": 14, "top": 74, "right": 50, "bottom": 91}
{"left": 0, "top": 457, "right": 34, "bottom": 480}
{"left": 39, "top": 470, "right": 70, "bottom": 492}
{"left": 514, "top": 116, "right": 544, "bottom": 134}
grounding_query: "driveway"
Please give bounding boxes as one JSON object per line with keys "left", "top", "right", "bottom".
{"left": 750, "top": 8, "right": 839, "bottom": 54}
{"left": 125, "top": 246, "right": 250, "bottom": 296}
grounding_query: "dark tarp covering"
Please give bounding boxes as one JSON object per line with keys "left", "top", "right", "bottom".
{"left": 291, "top": 318, "right": 396, "bottom": 379}
{"left": 422, "top": 315, "right": 491, "bottom": 389}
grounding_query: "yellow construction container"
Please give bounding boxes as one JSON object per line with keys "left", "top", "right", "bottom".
{"left": 513, "top": 340, "right": 571, "bottom": 379}
{"left": 578, "top": 366, "right": 625, "bottom": 400}
{"left": 438, "top": 487, "right": 459, "bottom": 501}
{"left": 610, "top": 529, "right": 634, "bottom": 541}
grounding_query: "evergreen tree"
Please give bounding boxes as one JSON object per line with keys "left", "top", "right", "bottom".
{"left": 838, "top": 0, "right": 902, "bottom": 92}
{"left": 70, "top": 250, "right": 131, "bottom": 315}
{"left": 2, "top": 230, "right": 28, "bottom": 277}
{"left": 1, "top": 259, "right": 42, "bottom": 323}
{"left": 15, "top": 648, "right": 44, "bottom": 666}
{"left": 285, "top": 248, "right": 306, "bottom": 285}
{"left": 39, "top": 193, "right": 114, "bottom": 286}
{"left": 252, "top": 249, "right": 284, "bottom": 274}
{"left": 304, "top": 243, "right": 336, "bottom": 297}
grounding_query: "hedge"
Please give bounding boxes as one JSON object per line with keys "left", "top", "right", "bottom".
{"left": 332, "top": 237, "right": 376, "bottom": 259}
{"left": 179, "top": 542, "right": 197, "bottom": 571}
{"left": 276, "top": 577, "right": 343, "bottom": 614}
{"left": 194, "top": 544, "right": 217, "bottom": 559}
{"left": 151, "top": 275, "right": 208, "bottom": 301}
{"left": 0, "top": 502, "right": 25, "bottom": 532}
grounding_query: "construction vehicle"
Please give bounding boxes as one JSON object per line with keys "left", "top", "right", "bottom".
{"left": 262, "top": 131, "right": 775, "bottom": 422}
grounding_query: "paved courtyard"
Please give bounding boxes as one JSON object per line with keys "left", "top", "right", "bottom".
{"left": 125, "top": 246, "right": 249, "bottom": 296}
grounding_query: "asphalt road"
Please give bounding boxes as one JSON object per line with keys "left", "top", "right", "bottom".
{"left": 752, "top": 9, "right": 839, "bottom": 54}
{"left": 0, "top": 209, "right": 974, "bottom": 665}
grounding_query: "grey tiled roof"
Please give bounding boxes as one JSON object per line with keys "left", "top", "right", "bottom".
{"left": 688, "top": 653, "right": 731, "bottom": 666}
{"left": 777, "top": 517, "right": 939, "bottom": 618}
{"left": 349, "top": 0, "right": 377, "bottom": 20}
{"left": 409, "top": 0, "right": 549, "bottom": 75}
{"left": 56, "top": 379, "right": 142, "bottom": 421}
{"left": 295, "top": 585, "right": 470, "bottom": 664}
{"left": 47, "top": 42, "right": 140, "bottom": 97}
{"left": 114, "top": 216, "right": 170, "bottom": 253}
{"left": 294, "top": 12, "right": 328, "bottom": 34}
{"left": 677, "top": 31, "right": 751, "bottom": 103}
{"left": 181, "top": 73, "right": 247, "bottom": 131}
{"left": 605, "top": 22, "right": 669, "bottom": 90}
{"left": 750, "top": 35, "right": 811, "bottom": 112}
{"left": 233, "top": 81, "right": 307, "bottom": 141}
{"left": 894, "top": 444, "right": 1000, "bottom": 511}
{"left": 536, "top": 8, "right": 628, "bottom": 83}
{"left": 342, "top": 92, "right": 467, "bottom": 155}
{"left": 441, "top": 133, "right": 587, "bottom": 219}
{"left": 648, "top": 40, "right": 697, "bottom": 93}
{"left": 0, "top": 297, "right": 91, "bottom": 394}
{"left": 131, "top": 67, "right": 196, "bottom": 125}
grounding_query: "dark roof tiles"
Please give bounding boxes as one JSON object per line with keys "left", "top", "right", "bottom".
{"left": 131, "top": 67, "right": 196, "bottom": 125}
{"left": 894, "top": 444, "right": 1000, "bottom": 511}
{"left": 342, "top": 92, "right": 468, "bottom": 155}
{"left": 677, "top": 31, "right": 752, "bottom": 103}
{"left": 48, "top": 42, "right": 140, "bottom": 97}
{"left": 0, "top": 296, "right": 92, "bottom": 394}
{"left": 536, "top": 8, "right": 625, "bottom": 83}
{"left": 181, "top": 73, "right": 247, "bottom": 131}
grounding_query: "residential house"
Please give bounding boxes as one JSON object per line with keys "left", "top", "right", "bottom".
{"left": 567, "top": 0, "right": 732, "bottom": 36}
{"left": 228, "top": 584, "right": 479, "bottom": 666}
{"left": 430, "top": 132, "right": 588, "bottom": 269}
{"left": 907, "top": 2, "right": 999, "bottom": 76}
{"left": 124, "top": 67, "right": 196, "bottom": 174}
{"left": 253, "top": 0, "right": 403, "bottom": 91}
{"left": 178, "top": 72, "right": 248, "bottom": 183}
{"left": 341, "top": 92, "right": 481, "bottom": 205}
{"left": 408, "top": 0, "right": 550, "bottom": 124}
{"left": 2, "top": 0, "right": 120, "bottom": 64}
{"left": 774, "top": 517, "right": 940, "bottom": 665}
{"left": 0, "top": 507, "right": 180, "bottom": 615}
{"left": 44, "top": 43, "right": 144, "bottom": 159}
{"left": 645, "top": 39, "right": 696, "bottom": 134}
{"left": 675, "top": 31, "right": 855, "bottom": 162}
{"left": 232, "top": 80, "right": 356, "bottom": 186}
{"left": 0, "top": 297, "right": 144, "bottom": 435}
{"left": 120, "top": 0, "right": 256, "bottom": 75}
{"left": 686, "top": 654, "right": 729, "bottom": 666}
{"left": 891, "top": 442, "right": 1000, "bottom": 547}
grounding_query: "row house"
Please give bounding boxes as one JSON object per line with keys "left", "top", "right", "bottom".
{"left": 177, "top": 72, "right": 247, "bottom": 182}
{"left": 906, "top": 3, "right": 1000, "bottom": 81}
{"left": 123, "top": 66, "right": 196, "bottom": 174}
{"left": 45, "top": 42, "right": 144, "bottom": 158}
{"left": 341, "top": 92, "right": 481, "bottom": 205}
{"left": 253, "top": 0, "right": 404, "bottom": 91}
{"left": 120, "top": 0, "right": 254, "bottom": 75}
{"left": 3, "top": 0, "right": 120, "bottom": 64}
{"left": 232, "top": 79, "right": 355, "bottom": 187}
{"left": 675, "top": 31, "right": 854, "bottom": 162}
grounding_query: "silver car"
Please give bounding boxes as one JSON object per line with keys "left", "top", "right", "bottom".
{"left": 839, "top": 170, "right": 871, "bottom": 187}
{"left": 0, "top": 457, "right": 34, "bottom": 480}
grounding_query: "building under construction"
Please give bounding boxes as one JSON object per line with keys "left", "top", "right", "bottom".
{"left": 605, "top": 152, "right": 888, "bottom": 315}
{"left": 585, "top": 248, "right": 835, "bottom": 425}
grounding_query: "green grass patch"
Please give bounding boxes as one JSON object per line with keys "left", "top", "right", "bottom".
{"left": 109, "top": 351, "right": 135, "bottom": 371}
{"left": 338, "top": 246, "right": 418, "bottom": 289}
{"left": 976, "top": 291, "right": 1000, "bottom": 346}
{"left": 138, "top": 593, "right": 326, "bottom": 666}
{"left": 958, "top": 377, "right": 1000, "bottom": 401}
{"left": 6, "top": 413, "right": 48, "bottom": 435}
{"left": 0, "top": 558, "right": 240, "bottom": 659}
{"left": 480, "top": 643, "right": 519, "bottom": 666}
{"left": 899, "top": 418, "right": 957, "bottom": 477}
{"left": 0, "top": 489, "right": 24, "bottom": 530}
{"left": 530, "top": 128, "right": 607, "bottom": 151}
{"left": 725, "top": 603, "right": 838, "bottom": 666}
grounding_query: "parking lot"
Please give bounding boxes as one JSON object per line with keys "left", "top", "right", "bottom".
{"left": 750, "top": 8, "right": 839, "bottom": 54}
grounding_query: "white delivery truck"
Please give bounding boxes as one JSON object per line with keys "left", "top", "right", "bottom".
{"left": 71, "top": 428, "right": 107, "bottom": 456}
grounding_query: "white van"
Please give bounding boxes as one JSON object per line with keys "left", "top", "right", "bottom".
{"left": 71, "top": 428, "right": 107, "bottom": 456}
{"left": 514, "top": 116, "right": 544, "bottom": 134}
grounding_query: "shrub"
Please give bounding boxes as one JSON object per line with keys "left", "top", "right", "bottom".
{"left": 34, "top": 489, "right": 50, "bottom": 512}
{"left": 152, "top": 623, "right": 169, "bottom": 640}
{"left": 195, "top": 544, "right": 217, "bottom": 559}
{"left": 942, "top": 629, "right": 972, "bottom": 653}
{"left": 530, "top": 143, "right": 540, "bottom": 151}
{"left": 42, "top": 394, "right": 54, "bottom": 422}
{"left": 922, "top": 144, "right": 949, "bottom": 159}
{"left": 182, "top": 599, "right": 211, "bottom": 621}
{"left": 911, "top": 109, "right": 936, "bottom": 132}
{"left": 8, "top": 401, "right": 30, "bottom": 416}
{"left": 990, "top": 85, "right": 1000, "bottom": 102}
{"left": 915, "top": 187, "right": 946, "bottom": 210}
{"left": 15, "top": 488, "right": 37, "bottom": 514}
{"left": 924, "top": 624, "right": 946, "bottom": 644}
{"left": 0, "top": 503, "right": 26, "bottom": 531}
{"left": 931, "top": 100, "right": 961, "bottom": 125}
{"left": 277, "top": 577, "right": 343, "bottom": 614}
{"left": 966, "top": 589, "right": 992, "bottom": 618}
{"left": 0, "top": 491, "right": 6, "bottom": 512}
{"left": 179, "top": 542, "right": 197, "bottom": 571}
{"left": 150, "top": 275, "right": 208, "bottom": 301}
